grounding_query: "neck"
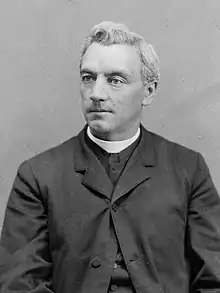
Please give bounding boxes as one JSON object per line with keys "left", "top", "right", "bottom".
{"left": 90, "top": 124, "right": 141, "bottom": 141}
{"left": 87, "top": 126, "right": 141, "bottom": 153}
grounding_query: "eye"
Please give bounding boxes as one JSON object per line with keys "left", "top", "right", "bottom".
{"left": 108, "top": 76, "right": 126, "bottom": 88}
{"left": 81, "top": 74, "right": 94, "bottom": 83}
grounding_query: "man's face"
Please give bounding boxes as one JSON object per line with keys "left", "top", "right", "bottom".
{"left": 80, "top": 43, "right": 150, "bottom": 140}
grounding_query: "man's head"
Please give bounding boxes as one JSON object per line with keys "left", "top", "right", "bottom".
{"left": 79, "top": 21, "right": 160, "bottom": 141}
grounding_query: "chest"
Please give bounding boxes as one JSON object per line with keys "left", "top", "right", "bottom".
{"left": 46, "top": 164, "right": 189, "bottom": 250}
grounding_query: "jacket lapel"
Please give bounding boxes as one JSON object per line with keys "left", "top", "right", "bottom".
{"left": 111, "top": 126, "right": 156, "bottom": 203}
{"left": 73, "top": 126, "right": 113, "bottom": 200}
{"left": 73, "top": 125, "right": 156, "bottom": 202}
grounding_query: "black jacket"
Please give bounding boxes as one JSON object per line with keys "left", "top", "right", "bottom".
{"left": 1, "top": 125, "right": 220, "bottom": 293}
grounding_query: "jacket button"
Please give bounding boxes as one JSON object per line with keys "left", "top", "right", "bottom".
{"left": 110, "top": 284, "right": 118, "bottom": 291}
{"left": 112, "top": 202, "right": 119, "bottom": 211}
{"left": 91, "top": 257, "right": 101, "bottom": 268}
{"left": 129, "top": 255, "right": 138, "bottom": 263}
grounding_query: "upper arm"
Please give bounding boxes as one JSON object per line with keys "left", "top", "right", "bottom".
{"left": 0, "top": 160, "right": 53, "bottom": 292}
{"left": 187, "top": 153, "right": 220, "bottom": 290}
{"left": 1, "top": 160, "right": 48, "bottom": 253}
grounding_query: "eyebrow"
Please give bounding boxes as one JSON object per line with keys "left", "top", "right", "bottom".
{"left": 80, "top": 68, "right": 132, "bottom": 78}
{"left": 80, "top": 69, "right": 95, "bottom": 75}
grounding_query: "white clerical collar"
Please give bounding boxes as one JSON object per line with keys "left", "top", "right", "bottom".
{"left": 87, "top": 127, "right": 140, "bottom": 154}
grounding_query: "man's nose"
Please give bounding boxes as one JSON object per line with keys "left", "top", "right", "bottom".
{"left": 90, "top": 77, "right": 108, "bottom": 101}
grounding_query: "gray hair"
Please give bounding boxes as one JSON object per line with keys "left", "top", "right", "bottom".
{"left": 80, "top": 21, "right": 160, "bottom": 86}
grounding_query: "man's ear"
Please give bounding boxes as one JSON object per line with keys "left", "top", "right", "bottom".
{"left": 142, "top": 81, "right": 157, "bottom": 106}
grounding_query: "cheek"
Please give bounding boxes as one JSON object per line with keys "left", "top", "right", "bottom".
{"left": 80, "top": 84, "right": 91, "bottom": 100}
{"left": 116, "top": 90, "right": 143, "bottom": 109}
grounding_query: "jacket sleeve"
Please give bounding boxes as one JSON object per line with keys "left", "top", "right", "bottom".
{"left": 0, "top": 160, "right": 53, "bottom": 292}
{"left": 187, "top": 153, "right": 220, "bottom": 293}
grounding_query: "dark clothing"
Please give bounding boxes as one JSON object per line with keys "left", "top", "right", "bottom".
{"left": 85, "top": 132, "right": 140, "bottom": 186}
{"left": 86, "top": 132, "right": 140, "bottom": 292}
{"left": 1, "top": 125, "right": 220, "bottom": 293}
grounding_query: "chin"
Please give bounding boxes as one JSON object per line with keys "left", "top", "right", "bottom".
{"left": 88, "top": 120, "right": 112, "bottom": 134}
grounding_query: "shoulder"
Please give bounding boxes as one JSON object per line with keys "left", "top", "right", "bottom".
{"left": 17, "top": 130, "right": 82, "bottom": 178}
{"left": 141, "top": 127, "right": 204, "bottom": 181}
{"left": 143, "top": 127, "right": 198, "bottom": 159}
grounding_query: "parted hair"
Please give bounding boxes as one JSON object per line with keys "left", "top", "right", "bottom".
{"left": 80, "top": 21, "right": 160, "bottom": 86}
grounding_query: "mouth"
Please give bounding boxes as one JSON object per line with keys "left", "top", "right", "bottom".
{"left": 88, "top": 109, "right": 112, "bottom": 113}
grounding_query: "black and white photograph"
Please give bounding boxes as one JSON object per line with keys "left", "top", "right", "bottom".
{"left": 0, "top": 1, "right": 220, "bottom": 292}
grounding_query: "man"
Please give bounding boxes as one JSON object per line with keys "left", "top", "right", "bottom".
{"left": 0, "top": 21, "right": 220, "bottom": 293}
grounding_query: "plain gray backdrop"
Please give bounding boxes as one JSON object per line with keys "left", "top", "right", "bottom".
{"left": 0, "top": 0, "right": 220, "bottom": 230}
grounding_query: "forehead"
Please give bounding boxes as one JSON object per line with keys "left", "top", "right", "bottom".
{"left": 81, "top": 43, "right": 142, "bottom": 77}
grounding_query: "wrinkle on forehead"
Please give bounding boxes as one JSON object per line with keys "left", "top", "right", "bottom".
{"left": 81, "top": 43, "right": 142, "bottom": 80}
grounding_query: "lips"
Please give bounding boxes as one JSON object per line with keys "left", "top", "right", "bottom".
{"left": 88, "top": 109, "right": 112, "bottom": 113}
